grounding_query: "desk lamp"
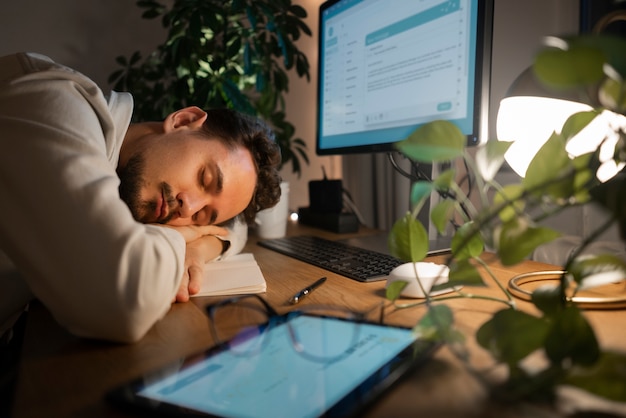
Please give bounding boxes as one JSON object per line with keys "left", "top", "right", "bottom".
{"left": 496, "top": 66, "right": 626, "bottom": 182}
{"left": 497, "top": 63, "right": 626, "bottom": 308}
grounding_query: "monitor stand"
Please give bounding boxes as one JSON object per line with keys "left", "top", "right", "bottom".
{"left": 338, "top": 232, "right": 451, "bottom": 257}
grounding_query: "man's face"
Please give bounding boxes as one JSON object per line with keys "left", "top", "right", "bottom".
{"left": 118, "top": 131, "right": 257, "bottom": 226}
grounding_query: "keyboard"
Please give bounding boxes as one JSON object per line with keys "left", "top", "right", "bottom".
{"left": 257, "top": 235, "right": 404, "bottom": 282}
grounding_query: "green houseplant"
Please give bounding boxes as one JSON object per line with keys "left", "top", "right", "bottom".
{"left": 386, "top": 34, "right": 626, "bottom": 406}
{"left": 108, "top": 0, "right": 311, "bottom": 176}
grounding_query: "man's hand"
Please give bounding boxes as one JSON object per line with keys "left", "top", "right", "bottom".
{"left": 162, "top": 225, "right": 229, "bottom": 302}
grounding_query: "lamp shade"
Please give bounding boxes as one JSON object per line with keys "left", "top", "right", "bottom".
{"left": 496, "top": 67, "right": 626, "bottom": 181}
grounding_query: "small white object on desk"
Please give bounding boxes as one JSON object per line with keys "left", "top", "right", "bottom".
{"left": 386, "top": 262, "right": 459, "bottom": 298}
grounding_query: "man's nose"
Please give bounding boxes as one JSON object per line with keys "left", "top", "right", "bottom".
{"left": 177, "top": 192, "right": 207, "bottom": 218}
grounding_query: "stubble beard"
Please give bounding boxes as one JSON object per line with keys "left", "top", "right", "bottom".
{"left": 117, "top": 154, "right": 154, "bottom": 223}
{"left": 117, "top": 155, "right": 178, "bottom": 224}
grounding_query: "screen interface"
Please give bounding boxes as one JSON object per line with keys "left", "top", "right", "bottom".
{"left": 137, "top": 316, "right": 417, "bottom": 418}
{"left": 318, "top": 0, "right": 481, "bottom": 153}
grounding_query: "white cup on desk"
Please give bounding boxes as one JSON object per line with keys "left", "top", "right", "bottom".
{"left": 255, "top": 181, "right": 289, "bottom": 239}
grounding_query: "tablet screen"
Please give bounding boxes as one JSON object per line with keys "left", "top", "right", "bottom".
{"left": 108, "top": 315, "right": 438, "bottom": 418}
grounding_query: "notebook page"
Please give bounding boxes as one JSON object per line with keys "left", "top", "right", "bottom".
{"left": 193, "top": 253, "right": 266, "bottom": 297}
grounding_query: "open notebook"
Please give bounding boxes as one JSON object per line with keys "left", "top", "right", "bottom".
{"left": 192, "top": 253, "right": 266, "bottom": 297}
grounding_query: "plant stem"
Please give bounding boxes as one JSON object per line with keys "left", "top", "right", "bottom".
{"left": 473, "top": 255, "right": 517, "bottom": 306}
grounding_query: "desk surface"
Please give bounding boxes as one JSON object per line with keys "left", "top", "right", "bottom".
{"left": 10, "top": 222, "right": 626, "bottom": 418}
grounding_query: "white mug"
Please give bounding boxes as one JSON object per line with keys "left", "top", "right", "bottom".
{"left": 255, "top": 181, "right": 289, "bottom": 239}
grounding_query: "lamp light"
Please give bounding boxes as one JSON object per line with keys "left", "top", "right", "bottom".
{"left": 496, "top": 66, "right": 626, "bottom": 181}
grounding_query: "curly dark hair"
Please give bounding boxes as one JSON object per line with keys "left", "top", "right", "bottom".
{"left": 199, "top": 108, "right": 282, "bottom": 225}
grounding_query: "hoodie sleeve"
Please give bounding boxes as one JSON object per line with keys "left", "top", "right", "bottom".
{"left": 0, "top": 53, "right": 185, "bottom": 343}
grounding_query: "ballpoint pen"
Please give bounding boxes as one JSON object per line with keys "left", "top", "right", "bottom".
{"left": 289, "top": 277, "right": 327, "bottom": 304}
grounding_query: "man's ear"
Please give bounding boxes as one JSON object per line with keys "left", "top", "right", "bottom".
{"left": 163, "top": 106, "right": 208, "bottom": 132}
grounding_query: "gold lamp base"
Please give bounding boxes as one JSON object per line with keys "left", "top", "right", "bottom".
{"left": 508, "top": 270, "right": 626, "bottom": 309}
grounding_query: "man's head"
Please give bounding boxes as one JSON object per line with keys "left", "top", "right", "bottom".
{"left": 117, "top": 107, "right": 282, "bottom": 226}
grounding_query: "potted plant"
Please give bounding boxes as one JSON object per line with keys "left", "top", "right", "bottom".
{"left": 386, "top": 33, "right": 626, "bottom": 408}
{"left": 108, "top": 0, "right": 311, "bottom": 176}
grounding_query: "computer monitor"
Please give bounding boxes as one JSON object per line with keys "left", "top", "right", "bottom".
{"left": 316, "top": 0, "right": 493, "bottom": 155}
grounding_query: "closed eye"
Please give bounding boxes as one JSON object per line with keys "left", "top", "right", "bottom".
{"left": 200, "top": 167, "right": 212, "bottom": 190}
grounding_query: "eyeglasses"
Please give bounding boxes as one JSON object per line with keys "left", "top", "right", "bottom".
{"left": 205, "top": 294, "right": 385, "bottom": 362}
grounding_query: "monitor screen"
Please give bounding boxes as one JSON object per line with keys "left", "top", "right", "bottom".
{"left": 316, "top": 0, "right": 493, "bottom": 155}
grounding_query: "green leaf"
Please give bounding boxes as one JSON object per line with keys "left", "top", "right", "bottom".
{"left": 296, "top": 54, "right": 311, "bottom": 80}
{"left": 534, "top": 43, "right": 606, "bottom": 89}
{"left": 385, "top": 280, "right": 408, "bottom": 301}
{"left": 561, "top": 110, "right": 601, "bottom": 141}
{"left": 431, "top": 199, "right": 456, "bottom": 235}
{"left": 522, "top": 132, "right": 573, "bottom": 199}
{"left": 544, "top": 305, "right": 599, "bottom": 366}
{"left": 531, "top": 283, "right": 564, "bottom": 316}
{"left": 534, "top": 35, "right": 626, "bottom": 96}
{"left": 493, "top": 184, "right": 525, "bottom": 223}
{"left": 568, "top": 35, "right": 626, "bottom": 81}
{"left": 432, "top": 168, "right": 456, "bottom": 191}
{"left": 395, "top": 120, "right": 465, "bottom": 163}
{"left": 289, "top": 4, "right": 307, "bottom": 18}
{"left": 388, "top": 213, "right": 429, "bottom": 262}
{"left": 245, "top": 5, "right": 258, "bottom": 28}
{"left": 570, "top": 153, "right": 594, "bottom": 202}
{"left": 599, "top": 77, "right": 626, "bottom": 112}
{"left": 475, "top": 140, "right": 512, "bottom": 181}
{"left": 450, "top": 221, "right": 484, "bottom": 260}
{"left": 414, "top": 305, "right": 463, "bottom": 344}
{"left": 221, "top": 79, "right": 256, "bottom": 114}
{"left": 129, "top": 50, "right": 142, "bottom": 65}
{"left": 142, "top": 8, "right": 162, "bottom": 19}
{"left": 447, "top": 259, "right": 486, "bottom": 287}
{"left": 476, "top": 308, "right": 550, "bottom": 366}
{"left": 497, "top": 218, "right": 561, "bottom": 265}
{"left": 567, "top": 254, "right": 626, "bottom": 289}
{"left": 115, "top": 55, "right": 128, "bottom": 66}
{"left": 565, "top": 351, "right": 626, "bottom": 402}
{"left": 410, "top": 181, "right": 434, "bottom": 207}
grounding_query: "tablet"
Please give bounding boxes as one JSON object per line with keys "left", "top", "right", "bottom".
{"left": 107, "top": 314, "right": 439, "bottom": 418}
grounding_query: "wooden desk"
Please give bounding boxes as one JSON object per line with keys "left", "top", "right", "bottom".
{"left": 10, "top": 222, "right": 626, "bottom": 417}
